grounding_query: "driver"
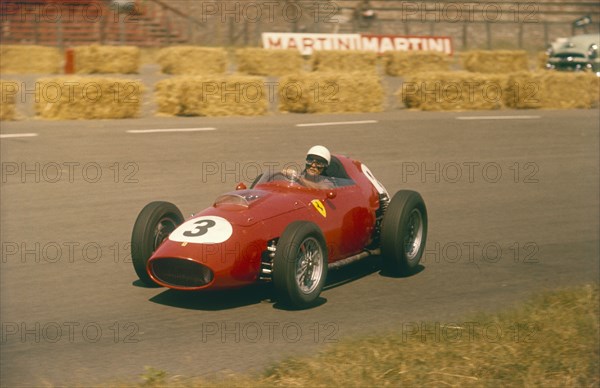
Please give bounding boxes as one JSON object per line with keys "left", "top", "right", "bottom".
{"left": 284, "top": 145, "right": 334, "bottom": 189}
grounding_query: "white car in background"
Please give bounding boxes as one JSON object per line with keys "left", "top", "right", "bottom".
{"left": 546, "top": 34, "right": 600, "bottom": 75}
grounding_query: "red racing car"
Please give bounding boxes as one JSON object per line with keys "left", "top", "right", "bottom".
{"left": 131, "top": 154, "right": 428, "bottom": 308}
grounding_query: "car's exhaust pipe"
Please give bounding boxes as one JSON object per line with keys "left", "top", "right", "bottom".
{"left": 328, "top": 248, "right": 381, "bottom": 270}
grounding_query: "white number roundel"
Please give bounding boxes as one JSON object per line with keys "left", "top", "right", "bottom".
{"left": 169, "top": 216, "right": 233, "bottom": 244}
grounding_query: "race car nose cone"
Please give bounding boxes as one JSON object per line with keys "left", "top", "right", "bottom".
{"left": 151, "top": 258, "right": 214, "bottom": 288}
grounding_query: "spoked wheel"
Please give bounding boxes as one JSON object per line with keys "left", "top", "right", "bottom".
{"left": 273, "top": 221, "right": 328, "bottom": 308}
{"left": 131, "top": 201, "right": 184, "bottom": 286}
{"left": 381, "top": 191, "right": 428, "bottom": 275}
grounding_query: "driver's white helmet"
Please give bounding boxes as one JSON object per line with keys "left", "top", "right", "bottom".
{"left": 307, "top": 145, "right": 331, "bottom": 165}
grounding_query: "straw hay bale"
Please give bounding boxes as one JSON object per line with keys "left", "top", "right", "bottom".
{"left": 156, "top": 46, "right": 227, "bottom": 75}
{"left": 74, "top": 45, "right": 140, "bottom": 74}
{"left": 35, "top": 77, "right": 143, "bottom": 119}
{"left": 505, "top": 71, "right": 599, "bottom": 109}
{"left": 536, "top": 52, "right": 549, "bottom": 70}
{"left": 384, "top": 52, "right": 452, "bottom": 77}
{"left": 236, "top": 48, "right": 304, "bottom": 76}
{"left": 461, "top": 50, "right": 529, "bottom": 73}
{"left": 0, "top": 80, "right": 18, "bottom": 120}
{"left": 0, "top": 45, "right": 61, "bottom": 74}
{"left": 311, "top": 51, "right": 378, "bottom": 73}
{"left": 279, "top": 72, "right": 384, "bottom": 113}
{"left": 399, "top": 71, "right": 510, "bottom": 111}
{"left": 155, "top": 75, "right": 268, "bottom": 116}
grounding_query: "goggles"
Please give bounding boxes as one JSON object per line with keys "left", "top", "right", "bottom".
{"left": 305, "top": 158, "right": 327, "bottom": 169}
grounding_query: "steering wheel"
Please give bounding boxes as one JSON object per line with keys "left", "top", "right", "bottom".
{"left": 275, "top": 170, "right": 303, "bottom": 185}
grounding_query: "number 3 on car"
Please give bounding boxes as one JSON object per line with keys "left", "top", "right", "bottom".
{"left": 169, "top": 216, "right": 233, "bottom": 244}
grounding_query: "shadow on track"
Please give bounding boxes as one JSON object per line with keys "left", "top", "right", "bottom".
{"left": 146, "top": 255, "right": 424, "bottom": 311}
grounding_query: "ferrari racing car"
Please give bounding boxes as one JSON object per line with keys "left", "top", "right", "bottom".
{"left": 131, "top": 154, "right": 428, "bottom": 308}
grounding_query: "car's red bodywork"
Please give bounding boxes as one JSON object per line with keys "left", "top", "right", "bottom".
{"left": 146, "top": 155, "right": 385, "bottom": 291}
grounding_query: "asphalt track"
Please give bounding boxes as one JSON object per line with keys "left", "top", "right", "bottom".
{"left": 1, "top": 109, "right": 598, "bottom": 386}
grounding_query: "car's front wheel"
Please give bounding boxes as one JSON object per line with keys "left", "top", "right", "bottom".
{"left": 381, "top": 190, "right": 428, "bottom": 275}
{"left": 131, "top": 201, "right": 184, "bottom": 286}
{"left": 273, "top": 221, "right": 328, "bottom": 308}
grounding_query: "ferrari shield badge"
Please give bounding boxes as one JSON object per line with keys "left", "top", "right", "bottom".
{"left": 311, "top": 199, "right": 327, "bottom": 218}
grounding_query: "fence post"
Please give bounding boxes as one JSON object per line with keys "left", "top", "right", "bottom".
{"left": 119, "top": 11, "right": 125, "bottom": 45}
{"left": 56, "top": 17, "right": 63, "bottom": 49}
{"left": 65, "top": 48, "right": 75, "bottom": 74}
{"left": 34, "top": 18, "right": 39, "bottom": 44}
{"left": 518, "top": 23, "right": 523, "bottom": 49}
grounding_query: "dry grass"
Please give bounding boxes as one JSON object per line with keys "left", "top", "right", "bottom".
{"left": 461, "top": 50, "right": 530, "bottom": 73}
{"left": 0, "top": 45, "right": 62, "bottom": 74}
{"left": 236, "top": 48, "right": 304, "bottom": 76}
{"left": 107, "top": 284, "right": 599, "bottom": 387}
{"left": 35, "top": 77, "right": 143, "bottom": 120}
{"left": 156, "top": 46, "right": 227, "bottom": 75}
{"left": 74, "top": 45, "right": 140, "bottom": 74}
{"left": 155, "top": 75, "right": 268, "bottom": 116}
{"left": 311, "top": 50, "right": 378, "bottom": 73}
{"left": 279, "top": 72, "right": 384, "bottom": 113}
{"left": 384, "top": 51, "right": 452, "bottom": 77}
{"left": 0, "top": 80, "right": 18, "bottom": 120}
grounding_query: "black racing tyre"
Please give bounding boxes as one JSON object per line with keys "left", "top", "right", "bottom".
{"left": 272, "top": 221, "right": 328, "bottom": 308}
{"left": 381, "top": 190, "right": 428, "bottom": 275}
{"left": 131, "top": 201, "right": 184, "bottom": 286}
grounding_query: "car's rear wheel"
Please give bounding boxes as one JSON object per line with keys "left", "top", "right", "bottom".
{"left": 131, "top": 201, "right": 184, "bottom": 286}
{"left": 381, "top": 190, "right": 428, "bottom": 275}
{"left": 273, "top": 221, "right": 328, "bottom": 308}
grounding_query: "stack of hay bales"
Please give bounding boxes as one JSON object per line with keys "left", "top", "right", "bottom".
{"left": 35, "top": 77, "right": 144, "bottom": 119}
{"left": 236, "top": 48, "right": 304, "bottom": 76}
{"left": 157, "top": 46, "right": 227, "bottom": 75}
{"left": 461, "top": 50, "right": 529, "bottom": 73}
{"left": 0, "top": 80, "right": 18, "bottom": 120}
{"left": 400, "top": 71, "right": 509, "bottom": 111}
{"left": 74, "top": 45, "right": 140, "bottom": 74}
{"left": 0, "top": 45, "right": 62, "bottom": 74}
{"left": 279, "top": 72, "right": 384, "bottom": 113}
{"left": 384, "top": 51, "right": 452, "bottom": 77}
{"left": 155, "top": 76, "right": 268, "bottom": 116}
{"left": 311, "top": 50, "right": 378, "bottom": 73}
{"left": 505, "top": 71, "right": 599, "bottom": 109}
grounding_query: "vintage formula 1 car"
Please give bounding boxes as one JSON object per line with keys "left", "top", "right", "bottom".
{"left": 131, "top": 154, "right": 428, "bottom": 308}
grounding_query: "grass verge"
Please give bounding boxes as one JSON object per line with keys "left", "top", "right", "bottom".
{"left": 117, "top": 283, "right": 600, "bottom": 387}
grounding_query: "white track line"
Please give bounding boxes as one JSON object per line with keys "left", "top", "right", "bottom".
{"left": 456, "top": 116, "right": 541, "bottom": 120}
{"left": 126, "top": 127, "right": 216, "bottom": 134}
{"left": 296, "top": 120, "right": 378, "bottom": 127}
{"left": 0, "top": 133, "right": 38, "bottom": 139}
